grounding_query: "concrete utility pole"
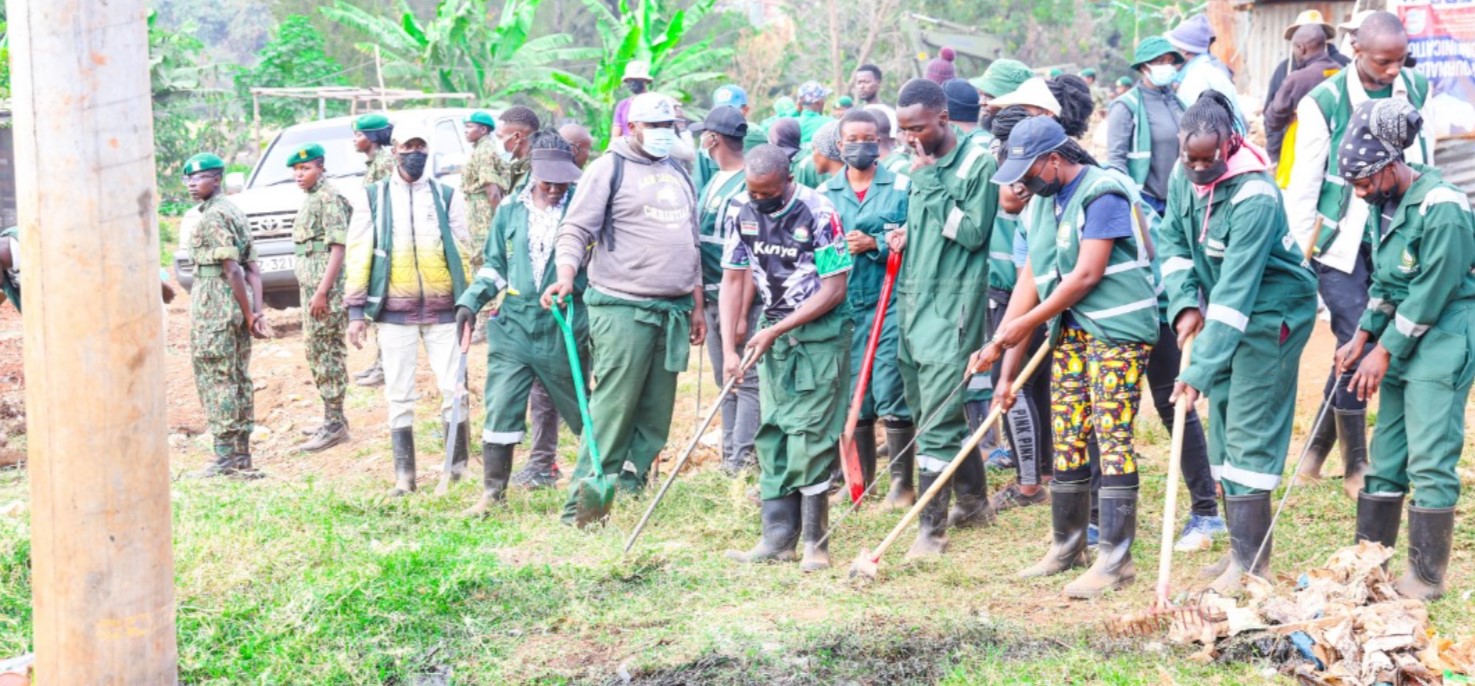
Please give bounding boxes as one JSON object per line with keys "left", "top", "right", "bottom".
{"left": 8, "top": 0, "right": 179, "bottom": 682}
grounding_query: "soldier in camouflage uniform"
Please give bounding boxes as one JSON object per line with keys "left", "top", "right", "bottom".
{"left": 288, "top": 143, "right": 352, "bottom": 452}
{"left": 461, "top": 110, "right": 502, "bottom": 262}
{"left": 352, "top": 113, "right": 395, "bottom": 387}
{"left": 185, "top": 152, "right": 272, "bottom": 477}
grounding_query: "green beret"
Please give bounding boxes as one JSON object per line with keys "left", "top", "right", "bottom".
{"left": 1117, "top": 76, "right": 1134, "bottom": 87}
{"left": 182, "top": 153, "right": 225, "bottom": 175}
{"left": 354, "top": 113, "right": 391, "bottom": 132}
{"left": 465, "top": 111, "right": 496, "bottom": 129}
{"left": 287, "top": 143, "right": 326, "bottom": 168}
{"left": 837, "top": 95, "right": 854, "bottom": 108}
{"left": 1080, "top": 68, "right": 1098, "bottom": 78}
{"left": 976, "top": 59, "right": 1032, "bottom": 99}
{"left": 1047, "top": 68, "right": 1065, "bottom": 78}
{"left": 1131, "top": 36, "right": 1185, "bottom": 70}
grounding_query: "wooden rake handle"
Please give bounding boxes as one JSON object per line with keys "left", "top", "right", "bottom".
{"left": 864, "top": 342, "right": 1052, "bottom": 564}
{"left": 1154, "top": 333, "right": 1195, "bottom": 603}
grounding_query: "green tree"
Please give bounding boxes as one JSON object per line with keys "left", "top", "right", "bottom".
{"left": 233, "top": 15, "right": 351, "bottom": 129}
{"left": 150, "top": 11, "right": 244, "bottom": 205}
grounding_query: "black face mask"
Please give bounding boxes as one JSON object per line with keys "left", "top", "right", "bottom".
{"left": 398, "top": 151, "right": 428, "bottom": 180}
{"left": 1186, "top": 160, "right": 1228, "bottom": 187}
{"left": 1363, "top": 167, "right": 1397, "bottom": 209}
{"left": 752, "top": 194, "right": 786, "bottom": 215}
{"left": 1023, "top": 162, "right": 1063, "bottom": 198}
{"left": 841, "top": 142, "right": 880, "bottom": 170}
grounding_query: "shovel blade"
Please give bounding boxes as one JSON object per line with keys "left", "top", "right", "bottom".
{"left": 849, "top": 548, "right": 880, "bottom": 580}
{"left": 838, "top": 433, "right": 865, "bottom": 505}
{"left": 573, "top": 475, "right": 615, "bottom": 529}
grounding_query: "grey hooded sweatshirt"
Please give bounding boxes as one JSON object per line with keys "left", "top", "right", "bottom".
{"left": 554, "top": 137, "right": 700, "bottom": 300}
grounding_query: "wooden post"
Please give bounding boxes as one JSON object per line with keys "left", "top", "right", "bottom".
{"left": 7, "top": 0, "right": 179, "bottom": 682}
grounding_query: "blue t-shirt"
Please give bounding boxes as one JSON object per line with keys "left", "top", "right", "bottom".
{"left": 1051, "top": 171, "right": 1135, "bottom": 329}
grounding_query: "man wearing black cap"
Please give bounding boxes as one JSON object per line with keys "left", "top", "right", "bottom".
{"left": 943, "top": 78, "right": 988, "bottom": 150}
{"left": 692, "top": 106, "right": 762, "bottom": 474}
{"left": 455, "top": 131, "right": 590, "bottom": 515}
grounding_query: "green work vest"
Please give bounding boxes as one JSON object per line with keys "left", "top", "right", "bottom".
{"left": 1308, "top": 69, "right": 1430, "bottom": 252}
{"left": 1026, "top": 165, "right": 1158, "bottom": 345}
{"left": 361, "top": 179, "right": 467, "bottom": 322}
{"left": 698, "top": 168, "right": 747, "bottom": 293}
{"left": 1116, "top": 86, "right": 1183, "bottom": 188}
{"left": 822, "top": 164, "right": 910, "bottom": 311}
{"left": 793, "top": 153, "right": 830, "bottom": 189}
{"left": 0, "top": 226, "right": 18, "bottom": 313}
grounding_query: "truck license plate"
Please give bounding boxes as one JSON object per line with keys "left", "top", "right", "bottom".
{"left": 260, "top": 255, "right": 296, "bottom": 273}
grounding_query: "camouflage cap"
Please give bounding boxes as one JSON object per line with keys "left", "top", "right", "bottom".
{"left": 287, "top": 143, "right": 326, "bottom": 168}
{"left": 797, "top": 81, "right": 832, "bottom": 104}
{"left": 465, "top": 111, "right": 497, "bottom": 129}
{"left": 354, "top": 113, "right": 392, "bottom": 132}
{"left": 182, "top": 153, "right": 225, "bottom": 175}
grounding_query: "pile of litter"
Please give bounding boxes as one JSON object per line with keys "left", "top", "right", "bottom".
{"left": 1166, "top": 542, "right": 1474, "bottom": 685}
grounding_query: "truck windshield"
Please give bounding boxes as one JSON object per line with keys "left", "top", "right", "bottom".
{"left": 251, "top": 127, "right": 368, "bottom": 188}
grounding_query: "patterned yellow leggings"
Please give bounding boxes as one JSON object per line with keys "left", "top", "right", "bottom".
{"left": 1050, "top": 327, "right": 1151, "bottom": 486}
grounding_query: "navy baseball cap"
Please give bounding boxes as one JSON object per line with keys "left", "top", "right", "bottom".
{"left": 992, "top": 116, "right": 1068, "bottom": 185}
{"left": 690, "top": 105, "right": 749, "bottom": 138}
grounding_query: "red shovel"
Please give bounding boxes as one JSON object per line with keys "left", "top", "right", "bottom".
{"left": 838, "top": 249, "right": 903, "bottom": 505}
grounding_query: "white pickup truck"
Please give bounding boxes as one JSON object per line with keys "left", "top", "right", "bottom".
{"left": 173, "top": 108, "right": 476, "bottom": 308}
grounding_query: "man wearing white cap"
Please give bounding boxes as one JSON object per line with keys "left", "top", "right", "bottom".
{"left": 985, "top": 77, "right": 1062, "bottom": 119}
{"left": 544, "top": 92, "right": 705, "bottom": 526}
{"left": 344, "top": 120, "right": 474, "bottom": 497}
{"left": 612, "top": 60, "right": 655, "bottom": 139}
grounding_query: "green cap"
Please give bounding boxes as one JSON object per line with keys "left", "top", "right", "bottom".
{"left": 1116, "top": 76, "right": 1134, "bottom": 87}
{"left": 774, "top": 96, "right": 798, "bottom": 117}
{"left": 1047, "top": 68, "right": 1064, "bottom": 78}
{"left": 465, "top": 110, "right": 496, "bottom": 129}
{"left": 976, "top": 59, "right": 1032, "bottom": 98}
{"left": 837, "top": 95, "right": 854, "bottom": 108}
{"left": 182, "top": 153, "right": 225, "bottom": 175}
{"left": 287, "top": 143, "right": 326, "bottom": 168}
{"left": 1080, "top": 67, "right": 1097, "bottom": 78}
{"left": 1131, "top": 36, "right": 1185, "bottom": 70}
{"left": 354, "top": 113, "right": 391, "bottom": 132}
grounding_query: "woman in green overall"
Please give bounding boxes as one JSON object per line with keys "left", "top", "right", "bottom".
{"left": 1157, "top": 92, "right": 1318, "bottom": 594}
{"left": 821, "top": 108, "right": 915, "bottom": 506}
{"left": 974, "top": 116, "right": 1159, "bottom": 599}
{"left": 455, "top": 133, "right": 590, "bottom": 516}
{"left": 1334, "top": 99, "right": 1475, "bottom": 600}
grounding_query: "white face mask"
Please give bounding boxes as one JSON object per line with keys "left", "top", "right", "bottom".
{"left": 497, "top": 133, "right": 517, "bottom": 162}
{"left": 1147, "top": 64, "right": 1178, "bottom": 87}
{"left": 639, "top": 127, "right": 678, "bottom": 158}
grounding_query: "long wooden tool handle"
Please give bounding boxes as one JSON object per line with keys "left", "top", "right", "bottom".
{"left": 1155, "top": 334, "right": 1195, "bottom": 601}
{"left": 625, "top": 348, "right": 758, "bottom": 553}
{"left": 866, "top": 343, "right": 1052, "bottom": 563}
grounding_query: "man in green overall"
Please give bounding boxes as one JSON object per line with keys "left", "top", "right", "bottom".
{"left": 544, "top": 92, "right": 705, "bottom": 525}
{"left": 186, "top": 152, "right": 272, "bottom": 477}
{"left": 887, "top": 78, "right": 999, "bottom": 557}
{"left": 456, "top": 133, "right": 589, "bottom": 515}
{"left": 288, "top": 143, "right": 353, "bottom": 453}
{"left": 723, "top": 144, "right": 854, "bottom": 571}
{"left": 822, "top": 108, "right": 914, "bottom": 506}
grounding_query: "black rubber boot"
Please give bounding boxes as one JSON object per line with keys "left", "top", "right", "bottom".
{"left": 1335, "top": 409, "right": 1369, "bottom": 500}
{"left": 904, "top": 471, "right": 951, "bottom": 560}
{"left": 463, "top": 443, "right": 513, "bottom": 517}
{"left": 1064, "top": 486, "right": 1138, "bottom": 598}
{"left": 389, "top": 428, "right": 416, "bottom": 496}
{"left": 1294, "top": 399, "right": 1338, "bottom": 485}
{"left": 855, "top": 424, "right": 878, "bottom": 491}
{"left": 1396, "top": 505, "right": 1455, "bottom": 600}
{"left": 882, "top": 425, "right": 916, "bottom": 510}
{"left": 1209, "top": 492, "right": 1272, "bottom": 594}
{"left": 948, "top": 451, "right": 995, "bottom": 529}
{"left": 728, "top": 493, "right": 801, "bottom": 563}
{"left": 799, "top": 492, "right": 831, "bottom": 572}
{"left": 1019, "top": 481, "right": 1091, "bottom": 577}
{"left": 444, "top": 421, "right": 471, "bottom": 482}
{"left": 1354, "top": 491, "right": 1403, "bottom": 561}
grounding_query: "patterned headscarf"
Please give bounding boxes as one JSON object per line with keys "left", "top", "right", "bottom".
{"left": 812, "top": 120, "right": 842, "bottom": 162}
{"left": 1339, "top": 99, "right": 1423, "bottom": 181}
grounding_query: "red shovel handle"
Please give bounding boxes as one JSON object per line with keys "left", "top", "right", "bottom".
{"left": 840, "top": 249, "right": 903, "bottom": 504}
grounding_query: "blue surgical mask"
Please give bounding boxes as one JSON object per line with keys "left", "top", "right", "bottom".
{"left": 640, "top": 128, "right": 678, "bottom": 158}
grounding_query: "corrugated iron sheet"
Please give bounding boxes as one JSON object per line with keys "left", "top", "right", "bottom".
{"left": 1233, "top": 2, "right": 1357, "bottom": 108}
{"left": 1436, "top": 137, "right": 1475, "bottom": 205}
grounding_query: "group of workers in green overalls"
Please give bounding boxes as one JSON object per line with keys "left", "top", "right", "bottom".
{"left": 175, "top": 8, "right": 1470, "bottom": 599}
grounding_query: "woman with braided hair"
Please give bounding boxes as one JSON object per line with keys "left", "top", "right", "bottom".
{"left": 1333, "top": 98, "right": 1475, "bottom": 601}
{"left": 1157, "top": 90, "right": 1319, "bottom": 594}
